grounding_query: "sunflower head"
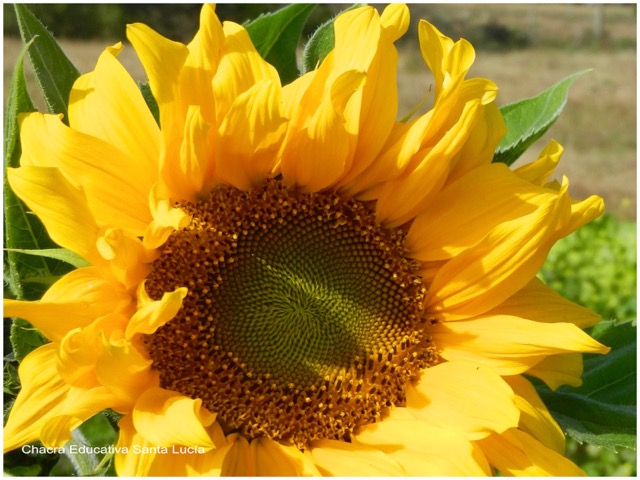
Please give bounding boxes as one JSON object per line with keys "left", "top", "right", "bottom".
{"left": 4, "top": 4, "right": 610, "bottom": 477}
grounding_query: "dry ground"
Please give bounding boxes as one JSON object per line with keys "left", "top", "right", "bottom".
{"left": 3, "top": 4, "right": 636, "bottom": 219}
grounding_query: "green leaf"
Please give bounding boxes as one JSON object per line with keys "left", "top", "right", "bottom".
{"left": 492, "top": 70, "right": 589, "bottom": 166}
{"left": 63, "top": 431, "right": 101, "bottom": 476}
{"left": 6, "top": 248, "right": 90, "bottom": 269}
{"left": 537, "top": 321, "right": 637, "bottom": 450}
{"left": 4, "top": 8, "right": 77, "bottom": 301}
{"left": 540, "top": 393, "right": 636, "bottom": 450}
{"left": 245, "top": 4, "right": 316, "bottom": 85}
{"left": 9, "top": 319, "right": 48, "bottom": 362}
{"left": 3, "top": 16, "right": 74, "bottom": 362}
{"left": 4, "top": 39, "right": 38, "bottom": 300}
{"left": 59, "top": 413, "right": 118, "bottom": 476}
{"left": 139, "top": 81, "right": 160, "bottom": 126}
{"left": 14, "top": 4, "right": 81, "bottom": 120}
{"left": 4, "top": 40, "right": 35, "bottom": 169}
{"left": 301, "top": 4, "right": 364, "bottom": 74}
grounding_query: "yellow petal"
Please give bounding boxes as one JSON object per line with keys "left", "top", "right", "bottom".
{"left": 40, "top": 386, "right": 126, "bottom": 448}
{"left": 4, "top": 267, "right": 132, "bottom": 342}
{"left": 115, "top": 415, "right": 160, "bottom": 476}
{"left": 419, "top": 20, "right": 474, "bottom": 98}
{"left": 405, "top": 361, "right": 520, "bottom": 439}
{"left": 213, "top": 21, "right": 279, "bottom": 122}
{"left": 380, "top": 3, "right": 410, "bottom": 42}
{"left": 55, "top": 313, "right": 128, "bottom": 387}
{"left": 19, "top": 113, "right": 155, "bottom": 235}
{"left": 163, "top": 105, "right": 212, "bottom": 201}
{"left": 57, "top": 328, "right": 100, "bottom": 387}
{"left": 143, "top": 182, "right": 191, "bottom": 250}
{"left": 308, "top": 438, "right": 406, "bottom": 476}
{"left": 7, "top": 166, "right": 102, "bottom": 264}
{"left": 133, "top": 387, "right": 215, "bottom": 449}
{"left": 375, "top": 99, "right": 483, "bottom": 227}
{"left": 115, "top": 416, "right": 182, "bottom": 475}
{"left": 281, "top": 70, "right": 364, "bottom": 192}
{"left": 116, "top": 415, "right": 227, "bottom": 476}
{"left": 96, "top": 227, "right": 152, "bottom": 290}
{"left": 68, "top": 45, "right": 161, "bottom": 180}
{"left": 281, "top": 68, "right": 317, "bottom": 119}
{"left": 431, "top": 316, "right": 609, "bottom": 374}
{"left": 406, "top": 163, "right": 554, "bottom": 262}
{"left": 514, "top": 140, "right": 563, "bottom": 185}
{"left": 284, "top": 5, "right": 407, "bottom": 194}
{"left": 126, "top": 22, "right": 188, "bottom": 125}
{"left": 350, "top": 114, "right": 428, "bottom": 199}
{"left": 504, "top": 375, "right": 566, "bottom": 454}
{"left": 425, "top": 187, "right": 567, "bottom": 318}
{"left": 4, "top": 344, "right": 69, "bottom": 453}
{"left": 336, "top": 22, "right": 401, "bottom": 191}
{"left": 489, "top": 277, "right": 602, "bottom": 329}
{"left": 445, "top": 101, "right": 506, "bottom": 183}
{"left": 557, "top": 191, "right": 605, "bottom": 239}
{"left": 251, "top": 437, "right": 321, "bottom": 476}
{"left": 418, "top": 20, "right": 455, "bottom": 92}
{"left": 216, "top": 79, "right": 286, "bottom": 191}
{"left": 181, "top": 5, "right": 224, "bottom": 125}
{"left": 477, "top": 429, "right": 586, "bottom": 476}
{"left": 220, "top": 434, "right": 253, "bottom": 475}
{"left": 354, "top": 415, "right": 492, "bottom": 476}
{"left": 95, "top": 331, "right": 155, "bottom": 405}
{"left": 125, "top": 287, "right": 188, "bottom": 338}
{"left": 331, "top": 6, "right": 380, "bottom": 75}
{"left": 526, "top": 352, "right": 586, "bottom": 390}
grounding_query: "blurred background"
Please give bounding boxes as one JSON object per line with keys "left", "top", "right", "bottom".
{"left": 3, "top": 3, "right": 637, "bottom": 476}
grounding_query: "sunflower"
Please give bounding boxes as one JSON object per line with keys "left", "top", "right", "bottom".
{"left": 4, "top": 4, "right": 609, "bottom": 476}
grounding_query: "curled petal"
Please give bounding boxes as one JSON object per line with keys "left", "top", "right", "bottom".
{"left": 97, "top": 228, "right": 152, "bottom": 290}
{"left": 526, "top": 353, "right": 586, "bottom": 390}
{"left": 490, "top": 277, "right": 602, "bottom": 330}
{"left": 125, "top": 287, "right": 188, "bottom": 338}
{"left": 96, "top": 331, "right": 155, "bottom": 404}
{"left": 133, "top": 387, "right": 216, "bottom": 449}
{"left": 160, "top": 106, "right": 213, "bottom": 202}
{"left": 4, "top": 267, "right": 132, "bottom": 342}
{"left": 144, "top": 183, "right": 191, "bottom": 250}
{"left": 280, "top": 71, "right": 364, "bottom": 192}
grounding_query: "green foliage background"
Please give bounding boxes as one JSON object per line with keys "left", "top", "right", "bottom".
{"left": 539, "top": 214, "right": 637, "bottom": 476}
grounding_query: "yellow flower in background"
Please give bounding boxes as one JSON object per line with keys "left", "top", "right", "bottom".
{"left": 3, "top": 4, "right": 609, "bottom": 476}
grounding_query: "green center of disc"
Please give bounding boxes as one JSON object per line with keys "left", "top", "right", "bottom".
{"left": 144, "top": 179, "right": 434, "bottom": 447}
{"left": 214, "top": 196, "right": 412, "bottom": 386}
